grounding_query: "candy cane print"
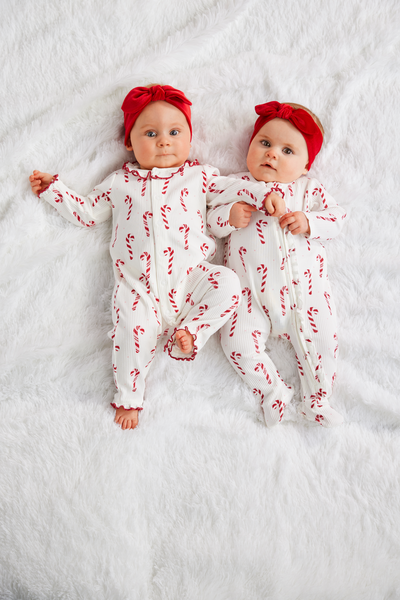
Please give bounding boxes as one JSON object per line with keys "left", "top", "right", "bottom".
{"left": 201, "top": 170, "right": 207, "bottom": 194}
{"left": 307, "top": 307, "right": 319, "bottom": 333}
{"left": 316, "top": 254, "right": 324, "bottom": 278}
{"left": 168, "top": 289, "right": 179, "bottom": 313}
{"left": 112, "top": 224, "right": 119, "bottom": 248}
{"left": 151, "top": 305, "right": 161, "bottom": 327}
{"left": 324, "top": 291, "right": 332, "bottom": 315}
{"left": 161, "top": 205, "right": 171, "bottom": 229}
{"left": 139, "top": 252, "right": 151, "bottom": 294}
{"left": 66, "top": 191, "right": 84, "bottom": 206}
{"left": 208, "top": 182, "right": 224, "bottom": 194}
{"left": 241, "top": 175, "right": 250, "bottom": 181}
{"left": 113, "top": 284, "right": 120, "bottom": 310}
{"left": 262, "top": 305, "right": 272, "bottom": 330}
{"left": 133, "top": 326, "right": 145, "bottom": 354}
{"left": 220, "top": 294, "right": 239, "bottom": 318}
{"left": 256, "top": 219, "right": 269, "bottom": 244}
{"left": 53, "top": 189, "right": 63, "bottom": 203}
{"left": 163, "top": 247, "right": 174, "bottom": 275}
{"left": 257, "top": 264, "right": 268, "bottom": 293}
{"left": 143, "top": 211, "right": 153, "bottom": 237}
{"left": 334, "top": 333, "right": 338, "bottom": 358}
{"left": 196, "top": 323, "right": 211, "bottom": 334}
{"left": 161, "top": 179, "right": 170, "bottom": 195}
{"left": 230, "top": 351, "right": 246, "bottom": 375}
{"left": 179, "top": 224, "right": 190, "bottom": 250}
{"left": 255, "top": 362, "right": 272, "bottom": 384}
{"left": 124, "top": 172, "right": 129, "bottom": 184}
{"left": 115, "top": 259, "right": 125, "bottom": 279}
{"left": 180, "top": 188, "right": 189, "bottom": 211}
{"left": 217, "top": 216, "right": 230, "bottom": 228}
{"left": 130, "top": 369, "right": 140, "bottom": 392}
{"left": 238, "top": 188, "right": 257, "bottom": 205}
{"left": 126, "top": 234, "right": 135, "bottom": 260}
{"left": 242, "top": 287, "right": 252, "bottom": 313}
{"left": 186, "top": 292, "right": 194, "bottom": 306}
{"left": 252, "top": 330, "right": 262, "bottom": 352}
{"left": 192, "top": 304, "right": 208, "bottom": 322}
{"left": 111, "top": 308, "right": 120, "bottom": 340}
{"left": 281, "top": 333, "right": 291, "bottom": 341}
{"left": 312, "top": 186, "right": 327, "bottom": 208}
{"left": 145, "top": 348, "right": 156, "bottom": 369}
{"left": 125, "top": 195, "right": 133, "bottom": 220}
{"left": 197, "top": 210, "right": 205, "bottom": 233}
{"left": 229, "top": 311, "right": 238, "bottom": 337}
{"left": 200, "top": 243, "right": 209, "bottom": 258}
{"left": 239, "top": 247, "right": 247, "bottom": 271}
{"left": 72, "top": 212, "right": 95, "bottom": 227}
{"left": 304, "top": 269, "right": 312, "bottom": 295}
{"left": 295, "top": 353, "right": 305, "bottom": 376}
{"left": 306, "top": 239, "right": 311, "bottom": 252}
{"left": 252, "top": 388, "right": 264, "bottom": 402}
{"left": 208, "top": 271, "right": 220, "bottom": 289}
{"left": 279, "top": 286, "right": 289, "bottom": 316}
{"left": 272, "top": 399, "right": 285, "bottom": 422}
{"left": 131, "top": 289, "right": 140, "bottom": 312}
{"left": 316, "top": 213, "right": 337, "bottom": 222}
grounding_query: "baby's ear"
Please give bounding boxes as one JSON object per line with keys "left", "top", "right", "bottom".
{"left": 125, "top": 142, "right": 133, "bottom": 151}
{"left": 302, "top": 166, "right": 309, "bottom": 175}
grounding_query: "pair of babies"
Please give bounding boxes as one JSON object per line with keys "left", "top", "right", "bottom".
{"left": 29, "top": 85, "right": 347, "bottom": 430}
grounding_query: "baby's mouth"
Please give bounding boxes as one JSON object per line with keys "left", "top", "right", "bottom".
{"left": 262, "top": 162, "right": 276, "bottom": 170}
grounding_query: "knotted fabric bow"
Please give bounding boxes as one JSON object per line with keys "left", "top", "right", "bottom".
{"left": 250, "top": 101, "right": 323, "bottom": 168}
{"left": 121, "top": 85, "right": 192, "bottom": 146}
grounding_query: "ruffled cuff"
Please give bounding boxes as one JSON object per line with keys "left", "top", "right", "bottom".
{"left": 37, "top": 174, "right": 59, "bottom": 197}
{"left": 163, "top": 326, "right": 198, "bottom": 361}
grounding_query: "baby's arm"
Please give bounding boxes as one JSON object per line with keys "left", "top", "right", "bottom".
{"left": 279, "top": 211, "right": 310, "bottom": 236}
{"left": 303, "top": 179, "right": 347, "bottom": 240}
{"left": 29, "top": 169, "right": 116, "bottom": 227}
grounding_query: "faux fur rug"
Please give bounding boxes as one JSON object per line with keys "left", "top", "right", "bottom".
{"left": 1, "top": 1, "right": 400, "bottom": 598}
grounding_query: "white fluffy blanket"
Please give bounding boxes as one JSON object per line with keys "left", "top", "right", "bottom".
{"left": 1, "top": 1, "right": 400, "bottom": 598}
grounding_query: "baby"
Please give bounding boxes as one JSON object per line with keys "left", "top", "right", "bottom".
{"left": 29, "top": 85, "right": 283, "bottom": 430}
{"left": 207, "top": 101, "right": 347, "bottom": 428}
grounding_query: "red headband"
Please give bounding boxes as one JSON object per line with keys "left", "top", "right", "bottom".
{"left": 250, "top": 101, "right": 323, "bottom": 168}
{"left": 121, "top": 85, "right": 192, "bottom": 146}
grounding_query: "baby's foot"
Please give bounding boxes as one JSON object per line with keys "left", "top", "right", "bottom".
{"left": 302, "top": 400, "right": 344, "bottom": 428}
{"left": 262, "top": 385, "right": 294, "bottom": 427}
{"left": 175, "top": 329, "right": 194, "bottom": 354}
{"left": 114, "top": 406, "right": 139, "bottom": 430}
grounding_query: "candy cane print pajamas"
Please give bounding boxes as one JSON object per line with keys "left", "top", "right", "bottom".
{"left": 207, "top": 173, "right": 347, "bottom": 428}
{"left": 38, "top": 161, "right": 274, "bottom": 411}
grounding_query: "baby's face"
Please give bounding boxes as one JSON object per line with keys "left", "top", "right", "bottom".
{"left": 126, "top": 100, "right": 191, "bottom": 170}
{"left": 247, "top": 118, "right": 309, "bottom": 183}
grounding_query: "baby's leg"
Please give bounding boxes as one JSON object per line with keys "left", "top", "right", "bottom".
{"left": 221, "top": 299, "right": 293, "bottom": 426}
{"left": 290, "top": 290, "right": 343, "bottom": 427}
{"left": 111, "top": 283, "right": 161, "bottom": 429}
{"left": 165, "top": 263, "right": 241, "bottom": 360}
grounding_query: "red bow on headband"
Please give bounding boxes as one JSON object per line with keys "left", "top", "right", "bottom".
{"left": 121, "top": 85, "right": 192, "bottom": 146}
{"left": 250, "top": 101, "right": 323, "bottom": 168}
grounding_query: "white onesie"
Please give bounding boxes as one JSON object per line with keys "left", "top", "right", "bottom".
{"left": 207, "top": 173, "right": 347, "bottom": 427}
{"left": 39, "top": 160, "right": 272, "bottom": 410}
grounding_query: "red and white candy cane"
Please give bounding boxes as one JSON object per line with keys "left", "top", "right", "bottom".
{"left": 208, "top": 182, "right": 224, "bottom": 194}
{"left": 239, "top": 246, "right": 247, "bottom": 272}
{"left": 257, "top": 264, "right": 268, "bottom": 293}
{"left": 186, "top": 292, "right": 194, "bottom": 306}
{"left": 124, "top": 172, "right": 129, "bottom": 184}
{"left": 179, "top": 224, "right": 190, "bottom": 250}
{"left": 197, "top": 210, "right": 205, "bottom": 233}
{"left": 295, "top": 353, "right": 305, "bottom": 376}
{"left": 73, "top": 212, "right": 95, "bottom": 227}
{"left": 126, "top": 234, "right": 135, "bottom": 260}
{"left": 208, "top": 271, "right": 220, "bottom": 289}
{"left": 139, "top": 252, "right": 151, "bottom": 293}
{"left": 140, "top": 178, "right": 147, "bottom": 197}
{"left": 316, "top": 213, "right": 337, "bottom": 222}
{"left": 162, "top": 179, "right": 170, "bottom": 195}
{"left": 238, "top": 188, "right": 257, "bottom": 205}
{"left": 229, "top": 311, "right": 238, "bottom": 337}
{"left": 111, "top": 308, "right": 120, "bottom": 340}
{"left": 313, "top": 186, "right": 327, "bottom": 208}
{"left": 252, "top": 388, "right": 264, "bottom": 402}
{"left": 255, "top": 362, "right": 272, "bottom": 384}
{"left": 145, "top": 348, "right": 156, "bottom": 369}
{"left": 272, "top": 399, "right": 285, "bottom": 422}
{"left": 180, "top": 188, "right": 188, "bottom": 211}
{"left": 280, "top": 286, "right": 289, "bottom": 316}
{"left": 306, "top": 239, "right": 311, "bottom": 252}
{"left": 53, "top": 189, "right": 63, "bottom": 203}
{"left": 168, "top": 289, "right": 179, "bottom": 313}
{"left": 161, "top": 205, "right": 171, "bottom": 229}
{"left": 115, "top": 259, "right": 125, "bottom": 279}
{"left": 217, "top": 216, "right": 230, "bottom": 228}
{"left": 242, "top": 287, "right": 252, "bottom": 313}
{"left": 334, "top": 333, "right": 338, "bottom": 358}
{"left": 307, "top": 307, "right": 319, "bottom": 333}
{"left": 304, "top": 269, "right": 312, "bottom": 295}
{"left": 125, "top": 195, "right": 133, "bottom": 220}
{"left": 230, "top": 351, "right": 246, "bottom": 375}
{"left": 131, "top": 289, "right": 140, "bottom": 312}
{"left": 324, "top": 291, "right": 332, "bottom": 315}
{"left": 163, "top": 247, "right": 174, "bottom": 274}
{"left": 113, "top": 284, "right": 120, "bottom": 310}
{"left": 201, "top": 170, "right": 207, "bottom": 194}
{"left": 152, "top": 305, "right": 161, "bottom": 327}
{"left": 256, "top": 219, "right": 269, "bottom": 244}
{"left": 192, "top": 304, "right": 208, "bottom": 322}
{"left": 133, "top": 326, "right": 145, "bottom": 354}
{"left": 200, "top": 243, "right": 209, "bottom": 258}
{"left": 316, "top": 254, "right": 324, "bottom": 278}
{"left": 112, "top": 224, "right": 119, "bottom": 248}
{"left": 252, "top": 330, "right": 262, "bottom": 352}
{"left": 130, "top": 369, "right": 140, "bottom": 392}
{"left": 143, "top": 211, "right": 153, "bottom": 237}
{"left": 66, "top": 191, "right": 84, "bottom": 206}
{"left": 262, "top": 305, "right": 272, "bottom": 330}
{"left": 196, "top": 323, "right": 210, "bottom": 334}
{"left": 220, "top": 294, "right": 239, "bottom": 318}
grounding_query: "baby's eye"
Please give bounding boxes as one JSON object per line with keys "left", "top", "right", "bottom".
{"left": 146, "top": 131, "right": 157, "bottom": 138}
{"left": 169, "top": 129, "right": 179, "bottom": 136}
{"left": 283, "top": 147, "right": 293, "bottom": 155}
{"left": 261, "top": 140, "right": 270, "bottom": 147}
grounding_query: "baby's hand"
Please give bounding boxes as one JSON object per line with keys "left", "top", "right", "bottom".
{"left": 264, "top": 192, "right": 286, "bottom": 219}
{"left": 279, "top": 211, "right": 310, "bottom": 236}
{"left": 229, "top": 201, "right": 257, "bottom": 228}
{"left": 29, "top": 170, "right": 55, "bottom": 196}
